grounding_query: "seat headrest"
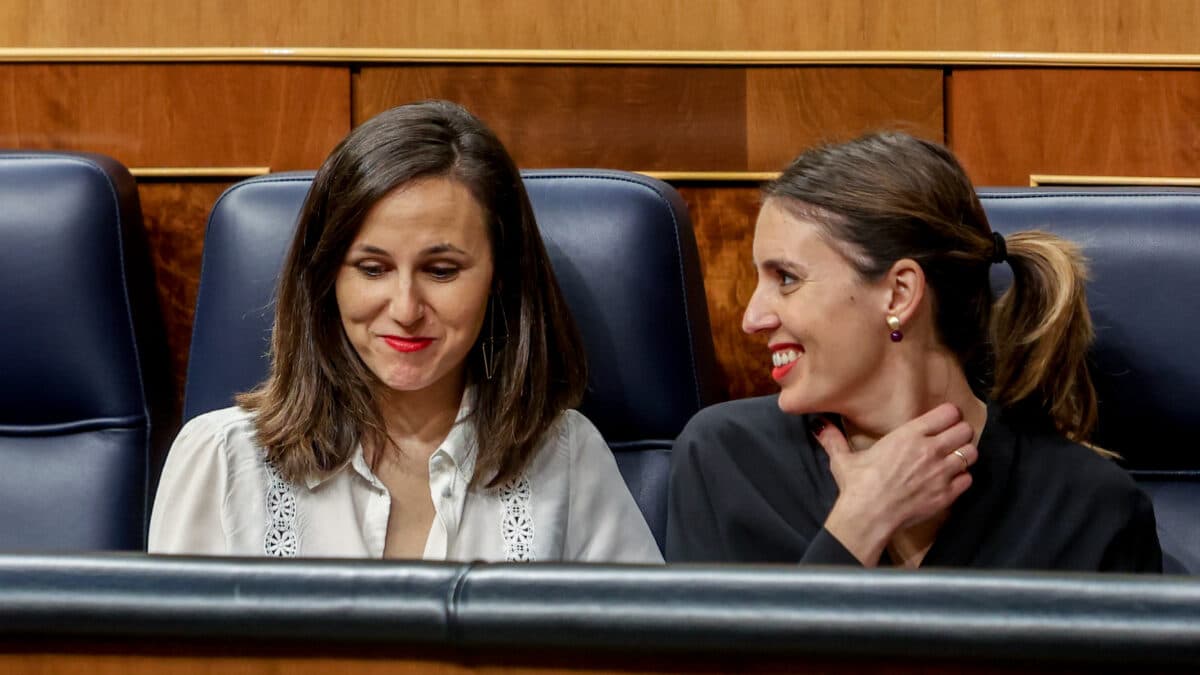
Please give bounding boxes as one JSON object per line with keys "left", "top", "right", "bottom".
{"left": 981, "top": 188, "right": 1200, "bottom": 470}
{"left": 185, "top": 170, "right": 721, "bottom": 445}
{"left": 0, "top": 153, "right": 148, "bottom": 427}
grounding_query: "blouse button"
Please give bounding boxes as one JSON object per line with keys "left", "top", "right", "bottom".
{"left": 441, "top": 486, "right": 453, "bottom": 499}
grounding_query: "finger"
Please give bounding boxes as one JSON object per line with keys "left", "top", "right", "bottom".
{"left": 943, "top": 444, "right": 977, "bottom": 474}
{"left": 911, "top": 402, "right": 963, "bottom": 436}
{"left": 947, "top": 470, "right": 973, "bottom": 501}
{"left": 932, "top": 420, "right": 974, "bottom": 453}
{"left": 812, "top": 417, "right": 852, "bottom": 456}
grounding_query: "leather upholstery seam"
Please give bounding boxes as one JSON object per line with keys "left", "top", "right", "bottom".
{"left": 525, "top": 172, "right": 704, "bottom": 410}
{"left": 445, "top": 561, "right": 476, "bottom": 642}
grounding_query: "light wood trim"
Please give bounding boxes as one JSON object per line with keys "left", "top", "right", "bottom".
{"left": 5, "top": 48, "right": 1200, "bottom": 68}
{"left": 130, "top": 166, "right": 271, "bottom": 179}
{"left": 1030, "top": 174, "right": 1200, "bottom": 187}
{"left": 639, "top": 171, "right": 779, "bottom": 182}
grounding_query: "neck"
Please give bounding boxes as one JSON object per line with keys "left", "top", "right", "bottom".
{"left": 374, "top": 369, "right": 468, "bottom": 458}
{"left": 839, "top": 343, "right": 986, "bottom": 567}
{"left": 840, "top": 343, "right": 988, "bottom": 453}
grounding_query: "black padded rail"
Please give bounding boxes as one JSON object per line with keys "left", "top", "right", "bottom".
{"left": 3, "top": 555, "right": 1200, "bottom": 666}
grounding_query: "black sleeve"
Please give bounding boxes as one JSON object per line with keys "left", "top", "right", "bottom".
{"left": 799, "top": 528, "right": 865, "bottom": 566}
{"left": 1098, "top": 486, "right": 1163, "bottom": 573}
{"left": 666, "top": 403, "right": 863, "bottom": 566}
{"left": 665, "top": 417, "right": 728, "bottom": 562}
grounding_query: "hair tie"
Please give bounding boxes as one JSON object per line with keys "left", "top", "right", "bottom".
{"left": 990, "top": 232, "right": 1008, "bottom": 264}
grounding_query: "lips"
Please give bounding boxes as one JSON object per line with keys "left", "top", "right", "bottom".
{"left": 382, "top": 336, "right": 434, "bottom": 353}
{"left": 769, "top": 342, "right": 804, "bottom": 382}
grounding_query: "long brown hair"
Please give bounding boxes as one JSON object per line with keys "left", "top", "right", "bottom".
{"left": 238, "top": 100, "right": 587, "bottom": 487}
{"left": 765, "top": 131, "right": 1101, "bottom": 447}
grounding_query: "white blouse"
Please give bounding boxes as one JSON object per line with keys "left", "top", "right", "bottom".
{"left": 148, "top": 400, "right": 663, "bottom": 564}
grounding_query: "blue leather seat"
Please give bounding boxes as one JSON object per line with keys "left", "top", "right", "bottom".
{"left": 981, "top": 188, "right": 1200, "bottom": 573}
{"left": 185, "top": 169, "right": 721, "bottom": 551}
{"left": 0, "top": 151, "right": 171, "bottom": 551}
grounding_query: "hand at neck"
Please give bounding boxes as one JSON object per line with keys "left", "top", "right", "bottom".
{"left": 840, "top": 341, "right": 988, "bottom": 453}
{"left": 833, "top": 342, "right": 987, "bottom": 567}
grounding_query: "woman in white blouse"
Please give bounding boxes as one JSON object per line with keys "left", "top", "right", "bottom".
{"left": 149, "top": 100, "right": 662, "bottom": 563}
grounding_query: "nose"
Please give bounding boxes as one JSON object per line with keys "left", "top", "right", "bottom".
{"left": 387, "top": 279, "right": 425, "bottom": 326}
{"left": 742, "top": 282, "right": 779, "bottom": 335}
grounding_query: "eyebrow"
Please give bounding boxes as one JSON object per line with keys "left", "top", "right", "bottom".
{"left": 758, "top": 258, "right": 801, "bottom": 272}
{"left": 353, "top": 242, "right": 469, "bottom": 256}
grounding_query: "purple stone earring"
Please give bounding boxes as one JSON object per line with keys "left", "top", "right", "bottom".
{"left": 887, "top": 315, "right": 903, "bottom": 342}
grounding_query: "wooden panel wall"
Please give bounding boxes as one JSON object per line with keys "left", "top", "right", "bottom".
{"left": 5, "top": 59, "right": 1200, "bottom": 411}
{"left": 948, "top": 69, "right": 1200, "bottom": 186}
{"left": 0, "top": 64, "right": 351, "bottom": 398}
{"left": 356, "top": 65, "right": 943, "bottom": 399}
{"left": 357, "top": 66, "right": 941, "bottom": 173}
{"left": 3, "top": 0, "right": 1199, "bottom": 52}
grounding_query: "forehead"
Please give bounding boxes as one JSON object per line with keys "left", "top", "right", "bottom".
{"left": 753, "top": 198, "right": 839, "bottom": 264}
{"left": 353, "top": 177, "right": 488, "bottom": 247}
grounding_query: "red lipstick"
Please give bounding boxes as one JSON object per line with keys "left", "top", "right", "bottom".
{"left": 382, "top": 336, "right": 434, "bottom": 353}
{"left": 770, "top": 343, "right": 803, "bottom": 382}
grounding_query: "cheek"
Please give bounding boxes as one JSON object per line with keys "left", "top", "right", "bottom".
{"left": 432, "top": 278, "right": 492, "bottom": 333}
{"left": 335, "top": 275, "right": 382, "bottom": 324}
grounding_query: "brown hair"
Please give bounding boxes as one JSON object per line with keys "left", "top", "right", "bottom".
{"left": 238, "top": 100, "right": 587, "bottom": 487}
{"left": 765, "top": 131, "right": 1101, "bottom": 447}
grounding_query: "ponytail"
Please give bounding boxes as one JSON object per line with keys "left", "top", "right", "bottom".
{"left": 989, "top": 231, "right": 1110, "bottom": 454}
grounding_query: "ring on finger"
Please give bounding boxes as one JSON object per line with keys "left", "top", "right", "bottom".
{"left": 952, "top": 448, "right": 970, "bottom": 471}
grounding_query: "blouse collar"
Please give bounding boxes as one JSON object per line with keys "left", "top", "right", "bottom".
{"left": 303, "top": 385, "right": 479, "bottom": 489}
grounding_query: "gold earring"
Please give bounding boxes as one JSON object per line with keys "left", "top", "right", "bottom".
{"left": 887, "top": 315, "right": 903, "bottom": 343}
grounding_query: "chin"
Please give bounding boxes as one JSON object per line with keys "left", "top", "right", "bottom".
{"left": 374, "top": 365, "right": 437, "bottom": 393}
{"left": 776, "top": 387, "right": 817, "bottom": 416}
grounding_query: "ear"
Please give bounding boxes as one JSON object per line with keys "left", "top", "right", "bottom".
{"left": 883, "top": 258, "right": 926, "bottom": 325}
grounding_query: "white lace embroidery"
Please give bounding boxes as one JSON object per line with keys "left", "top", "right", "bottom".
{"left": 499, "top": 475, "right": 534, "bottom": 561}
{"left": 264, "top": 463, "right": 299, "bottom": 557}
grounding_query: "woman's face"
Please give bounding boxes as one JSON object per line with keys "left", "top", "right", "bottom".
{"left": 743, "top": 198, "right": 893, "bottom": 416}
{"left": 335, "top": 177, "right": 494, "bottom": 399}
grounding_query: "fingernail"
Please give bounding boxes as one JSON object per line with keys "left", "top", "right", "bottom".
{"left": 810, "top": 417, "right": 826, "bottom": 435}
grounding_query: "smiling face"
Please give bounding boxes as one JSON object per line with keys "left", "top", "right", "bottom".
{"left": 743, "top": 198, "right": 894, "bottom": 416}
{"left": 335, "top": 176, "right": 494, "bottom": 400}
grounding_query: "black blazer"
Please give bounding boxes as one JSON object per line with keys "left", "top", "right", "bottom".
{"left": 666, "top": 396, "right": 1162, "bottom": 572}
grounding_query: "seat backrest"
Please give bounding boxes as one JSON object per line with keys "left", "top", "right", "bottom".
{"left": 185, "top": 169, "right": 721, "bottom": 550}
{"left": 980, "top": 188, "right": 1200, "bottom": 573}
{"left": 0, "top": 151, "right": 171, "bottom": 551}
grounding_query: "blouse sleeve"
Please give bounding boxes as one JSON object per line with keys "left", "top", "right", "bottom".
{"left": 147, "top": 414, "right": 231, "bottom": 555}
{"left": 1098, "top": 483, "right": 1163, "bottom": 573}
{"left": 563, "top": 411, "right": 664, "bottom": 564}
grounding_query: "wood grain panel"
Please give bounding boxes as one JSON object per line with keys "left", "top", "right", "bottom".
{"left": 356, "top": 66, "right": 746, "bottom": 171}
{"left": 0, "top": 641, "right": 1069, "bottom": 675}
{"left": 0, "top": 64, "right": 349, "bottom": 169}
{"left": 746, "top": 68, "right": 943, "bottom": 171}
{"left": 3, "top": 0, "right": 1200, "bottom": 53}
{"left": 138, "top": 181, "right": 231, "bottom": 405}
{"left": 947, "top": 69, "right": 1200, "bottom": 186}
{"left": 677, "top": 184, "right": 775, "bottom": 401}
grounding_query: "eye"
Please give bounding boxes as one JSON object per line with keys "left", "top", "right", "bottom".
{"left": 777, "top": 269, "right": 798, "bottom": 287}
{"left": 427, "top": 265, "right": 460, "bottom": 281}
{"left": 355, "top": 262, "right": 387, "bottom": 278}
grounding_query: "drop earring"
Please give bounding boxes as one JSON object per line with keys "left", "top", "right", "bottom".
{"left": 481, "top": 294, "right": 509, "bottom": 380}
{"left": 887, "top": 315, "right": 903, "bottom": 342}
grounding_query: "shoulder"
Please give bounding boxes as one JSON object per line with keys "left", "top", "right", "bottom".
{"left": 1019, "top": 428, "right": 1136, "bottom": 487}
{"left": 548, "top": 408, "right": 606, "bottom": 458}
{"left": 1003, "top": 421, "right": 1161, "bottom": 571}
{"left": 1011, "top": 424, "right": 1148, "bottom": 514}
{"left": 675, "top": 395, "right": 806, "bottom": 457}
{"left": 170, "top": 406, "right": 265, "bottom": 467}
